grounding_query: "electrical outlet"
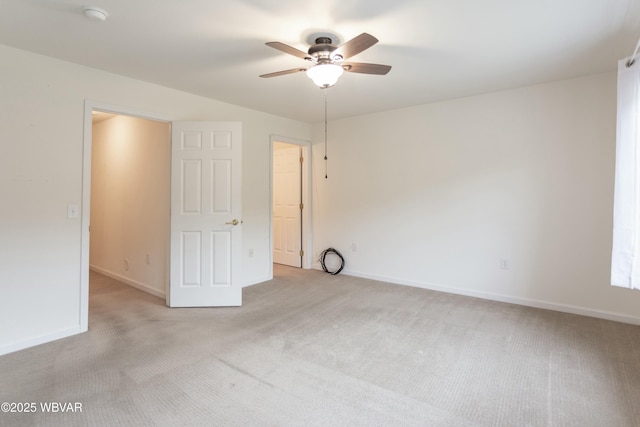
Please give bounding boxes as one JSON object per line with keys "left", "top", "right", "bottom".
{"left": 249, "top": 249, "right": 254, "bottom": 257}
{"left": 351, "top": 243, "right": 358, "bottom": 252}
{"left": 500, "top": 258, "right": 510, "bottom": 270}
{"left": 67, "top": 204, "right": 80, "bottom": 219}
{"left": 146, "top": 253, "right": 150, "bottom": 265}
{"left": 124, "top": 258, "right": 130, "bottom": 271}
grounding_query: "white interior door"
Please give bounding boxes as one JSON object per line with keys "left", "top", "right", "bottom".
{"left": 273, "top": 143, "right": 302, "bottom": 267}
{"left": 169, "top": 121, "right": 242, "bottom": 307}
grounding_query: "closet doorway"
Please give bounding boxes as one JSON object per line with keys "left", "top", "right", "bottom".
{"left": 271, "top": 136, "right": 312, "bottom": 271}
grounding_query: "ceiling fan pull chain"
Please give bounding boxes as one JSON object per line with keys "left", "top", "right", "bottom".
{"left": 324, "top": 88, "right": 328, "bottom": 179}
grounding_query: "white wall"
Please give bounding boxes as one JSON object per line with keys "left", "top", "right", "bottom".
{"left": 0, "top": 44, "right": 310, "bottom": 355}
{"left": 90, "top": 115, "right": 170, "bottom": 298}
{"left": 311, "top": 72, "right": 640, "bottom": 323}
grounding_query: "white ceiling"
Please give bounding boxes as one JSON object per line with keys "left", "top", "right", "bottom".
{"left": 1, "top": 0, "right": 639, "bottom": 123}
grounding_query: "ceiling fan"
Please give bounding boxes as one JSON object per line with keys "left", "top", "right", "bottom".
{"left": 260, "top": 33, "right": 391, "bottom": 88}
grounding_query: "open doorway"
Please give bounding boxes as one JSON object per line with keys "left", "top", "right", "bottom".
{"left": 81, "top": 103, "right": 247, "bottom": 329}
{"left": 89, "top": 111, "right": 171, "bottom": 299}
{"left": 270, "top": 135, "right": 312, "bottom": 275}
{"left": 80, "top": 100, "right": 171, "bottom": 331}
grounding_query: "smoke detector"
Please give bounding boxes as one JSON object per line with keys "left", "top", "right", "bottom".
{"left": 83, "top": 6, "right": 108, "bottom": 22}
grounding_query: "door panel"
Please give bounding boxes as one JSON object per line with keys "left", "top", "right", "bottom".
{"left": 169, "top": 121, "right": 241, "bottom": 307}
{"left": 273, "top": 143, "right": 302, "bottom": 267}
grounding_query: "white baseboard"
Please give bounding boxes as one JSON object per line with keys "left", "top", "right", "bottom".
{"left": 243, "top": 274, "right": 275, "bottom": 288}
{"left": 327, "top": 267, "right": 640, "bottom": 326}
{"left": 0, "top": 326, "right": 83, "bottom": 356}
{"left": 90, "top": 265, "right": 165, "bottom": 299}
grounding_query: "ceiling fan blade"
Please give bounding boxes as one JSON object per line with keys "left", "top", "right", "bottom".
{"left": 259, "top": 68, "right": 307, "bottom": 78}
{"left": 265, "top": 42, "right": 311, "bottom": 60}
{"left": 342, "top": 62, "right": 391, "bottom": 75}
{"left": 332, "top": 33, "right": 378, "bottom": 60}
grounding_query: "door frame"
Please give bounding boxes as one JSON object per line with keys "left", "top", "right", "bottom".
{"left": 269, "top": 135, "right": 312, "bottom": 276}
{"left": 80, "top": 100, "right": 171, "bottom": 331}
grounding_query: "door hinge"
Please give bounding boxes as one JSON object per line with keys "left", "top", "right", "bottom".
{"left": 300, "top": 203, "right": 304, "bottom": 210}
{"left": 300, "top": 250, "right": 304, "bottom": 257}
{"left": 300, "top": 156, "right": 303, "bottom": 163}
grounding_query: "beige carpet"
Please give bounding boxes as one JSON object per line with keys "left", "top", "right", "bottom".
{"left": 1, "top": 265, "right": 640, "bottom": 426}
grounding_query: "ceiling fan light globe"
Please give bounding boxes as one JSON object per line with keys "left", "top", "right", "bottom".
{"left": 306, "top": 64, "right": 344, "bottom": 87}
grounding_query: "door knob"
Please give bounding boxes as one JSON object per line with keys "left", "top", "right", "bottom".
{"left": 225, "top": 219, "right": 240, "bottom": 226}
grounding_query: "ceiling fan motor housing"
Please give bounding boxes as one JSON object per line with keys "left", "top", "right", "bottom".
{"left": 308, "top": 37, "right": 340, "bottom": 62}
